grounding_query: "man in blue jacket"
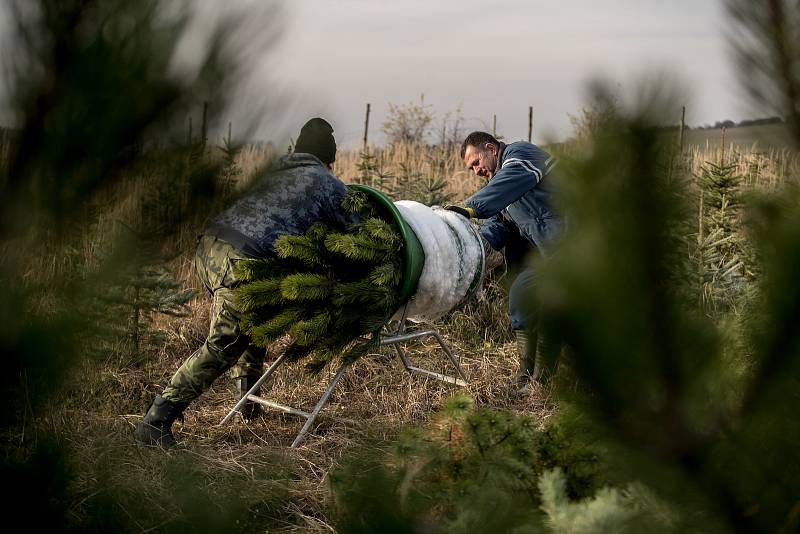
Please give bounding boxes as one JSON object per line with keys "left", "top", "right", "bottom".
{"left": 135, "top": 118, "right": 358, "bottom": 447}
{"left": 448, "top": 131, "right": 562, "bottom": 390}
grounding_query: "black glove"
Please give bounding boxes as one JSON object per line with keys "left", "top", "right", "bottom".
{"left": 444, "top": 205, "right": 477, "bottom": 219}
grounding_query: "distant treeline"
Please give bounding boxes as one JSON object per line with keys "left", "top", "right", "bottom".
{"left": 695, "top": 116, "right": 784, "bottom": 130}
{"left": 646, "top": 116, "right": 784, "bottom": 134}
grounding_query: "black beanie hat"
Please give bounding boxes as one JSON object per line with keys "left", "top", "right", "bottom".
{"left": 295, "top": 117, "right": 337, "bottom": 164}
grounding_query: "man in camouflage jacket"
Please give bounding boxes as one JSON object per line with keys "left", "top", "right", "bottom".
{"left": 135, "top": 118, "right": 357, "bottom": 447}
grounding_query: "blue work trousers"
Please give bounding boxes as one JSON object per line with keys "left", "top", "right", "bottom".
{"left": 508, "top": 266, "right": 538, "bottom": 331}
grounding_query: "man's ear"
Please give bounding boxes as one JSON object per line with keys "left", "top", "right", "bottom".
{"left": 485, "top": 142, "right": 497, "bottom": 155}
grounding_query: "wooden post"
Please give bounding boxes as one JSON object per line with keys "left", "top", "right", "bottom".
{"left": 492, "top": 114, "right": 497, "bottom": 137}
{"left": 227, "top": 121, "right": 232, "bottom": 145}
{"left": 363, "top": 103, "right": 371, "bottom": 151}
{"left": 527, "top": 106, "right": 533, "bottom": 143}
{"left": 678, "top": 106, "right": 686, "bottom": 154}
{"left": 187, "top": 116, "right": 193, "bottom": 145}
{"left": 201, "top": 101, "right": 208, "bottom": 147}
{"left": 721, "top": 126, "right": 726, "bottom": 162}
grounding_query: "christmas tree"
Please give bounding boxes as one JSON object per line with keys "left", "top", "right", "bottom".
{"left": 234, "top": 189, "right": 406, "bottom": 372}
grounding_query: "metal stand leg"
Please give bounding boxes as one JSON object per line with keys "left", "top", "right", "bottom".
{"left": 220, "top": 353, "right": 288, "bottom": 424}
{"left": 219, "top": 300, "right": 467, "bottom": 447}
{"left": 382, "top": 300, "right": 468, "bottom": 387}
{"left": 381, "top": 330, "right": 468, "bottom": 386}
{"left": 290, "top": 362, "right": 350, "bottom": 448}
{"left": 219, "top": 353, "right": 352, "bottom": 449}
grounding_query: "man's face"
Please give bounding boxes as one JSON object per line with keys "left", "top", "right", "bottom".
{"left": 463, "top": 143, "right": 498, "bottom": 180}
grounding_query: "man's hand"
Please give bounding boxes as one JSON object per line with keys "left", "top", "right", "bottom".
{"left": 444, "top": 205, "right": 477, "bottom": 219}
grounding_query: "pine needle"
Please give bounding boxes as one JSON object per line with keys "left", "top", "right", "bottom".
{"left": 359, "top": 217, "right": 401, "bottom": 247}
{"left": 235, "top": 278, "right": 284, "bottom": 310}
{"left": 324, "top": 233, "right": 390, "bottom": 261}
{"left": 305, "top": 223, "right": 330, "bottom": 244}
{"left": 331, "top": 281, "right": 393, "bottom": 307}
{"left": 368, "top": 262, "right": 402, "bottom": 287}
{"left": 290, "top": 310, "right": 332, "bottom": 347}
{"left": 234, "top": 258, "right": 275, "bottom": 282}
{"left": 281, "top": 341, "right": 313, "bottom": 363}
{"left": 303, "top": 352, "right": 333, "bottom": 375}
{"left": 341, "top": 190, "right": 375, "bottom": 217}
{"left": 275, "top": 234, "right": 325, "bottom": 267}
{"left": 340, "top": 333, "right": 381, "bottom": 366}
{"left": 280, "top": 273, "right": 334, "bottom": 301}
{"left": 251, "top": 307, "right": 303, "bottom": 342}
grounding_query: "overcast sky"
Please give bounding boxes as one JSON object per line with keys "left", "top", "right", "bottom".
{"left": 265, "top": 0, "right": 747, "bottom": 147}
{"left": 0, "top": 0, "right": 755, "bottom": 148}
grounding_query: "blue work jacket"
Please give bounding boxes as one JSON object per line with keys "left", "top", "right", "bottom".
{"left": 465, "top": 141, "right": 561, "bottom": 256}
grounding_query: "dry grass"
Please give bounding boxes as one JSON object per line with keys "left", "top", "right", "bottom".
{"left": 687, "top": 143, "right": 799, "bottom": 190}
{"left": 8, "top": 136, "right": 797, "bottom": 530}
{"left": 334, "top": 141, "right": 482, "bottom": 202}
{"left": 40, "top": 275, "right": 552, "bottom": 531}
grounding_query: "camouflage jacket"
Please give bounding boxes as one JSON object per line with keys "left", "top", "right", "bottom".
{"left": 205, "top": 153, "right": 356, "bottom": 258}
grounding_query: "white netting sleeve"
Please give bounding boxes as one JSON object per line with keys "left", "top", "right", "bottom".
{"left": 391, "top": 201, "right": 485, "bottom": 322}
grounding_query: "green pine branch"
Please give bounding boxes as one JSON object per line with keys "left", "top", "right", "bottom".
{"left": 234, "top": 258, "right": 277, "bottom": 282}
{"left": 245, "top": 307, "right": 303, "bottom": 345}
{"left": 331, "top": 280, "right": 394, "bottom": 308}
{"left": 274, "top": 234, "right": 326, "bottom": 268}
{"left": 234, "top": 188, "right": 406, "bottom": 372}
{"left": 342, "top": 189, "right": 377, "bottom": 218}
{"left": 281, "top": 341, "right": 313, "bottom": 363}
{"left": 235, "top": 278, "right": 284, "bottom": 310}
{"left": 290, "top": 310, "right": 332, "bottom": 347}
{"left": 280, "top": 273, "right": 334, "bottom": 301}
{"left": 357, "top": 217, "right": 402, "bottom": 247}
{"left": 341, "top": 332, "right": 381, "bottom": 365}
{"left": 368, "top": 262, "right": 402, "bottom": 287}
{"left": 324, "top": 233, "right": 393, "bottom": 262}
{"left": 305, "top": 222, "right": 331, "bottom": 244}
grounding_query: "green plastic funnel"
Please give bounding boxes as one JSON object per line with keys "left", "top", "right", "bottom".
{"left": 347, "top": 184, "right": 425, "bottom": 304}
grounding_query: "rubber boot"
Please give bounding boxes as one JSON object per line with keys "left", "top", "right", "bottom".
{"left": 235, "top": 375, "right": 262, "bottom": 421}
{"left": 514, "top": 330, "right": 544, "bottom": 395}
{"left": 134, "top": 395, "right": 187, "bottom": 448}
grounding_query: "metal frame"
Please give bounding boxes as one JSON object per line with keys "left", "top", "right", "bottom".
{"left": 219, "top": 300, "right": 467, "bottom": 448}
{"left": 381, "top": 300, "right": 468, "bottom": 387}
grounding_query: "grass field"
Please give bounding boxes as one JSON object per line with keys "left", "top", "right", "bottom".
{"left": 3, "top": 0, "right": 798, "bottom": 529}
{"left": 683, "top": 122, "right": 797, "bottom": 151}
{"left": 2, "top": 125, "right": 797, "bottom": 531}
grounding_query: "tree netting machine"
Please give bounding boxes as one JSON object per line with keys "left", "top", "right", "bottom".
{"left": 220, "top": 185, "right": 486, "bottom": 448}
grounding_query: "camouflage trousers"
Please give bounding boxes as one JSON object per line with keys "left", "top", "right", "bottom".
{"left": 162, "top": 235, "right": 266, "bottom": 404}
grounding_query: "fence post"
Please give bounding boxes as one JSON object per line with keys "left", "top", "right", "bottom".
{"left": 492, "top": 114, "right": 497, "bottom": 137}
{"left": 527, "top": 106, "right": 533, "bottom": 143}
{"left": 678, "top": 106, "right": 686, "bottom": 154}
{"left": 363, "top": 103, "right": 371, "bottom": 151}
